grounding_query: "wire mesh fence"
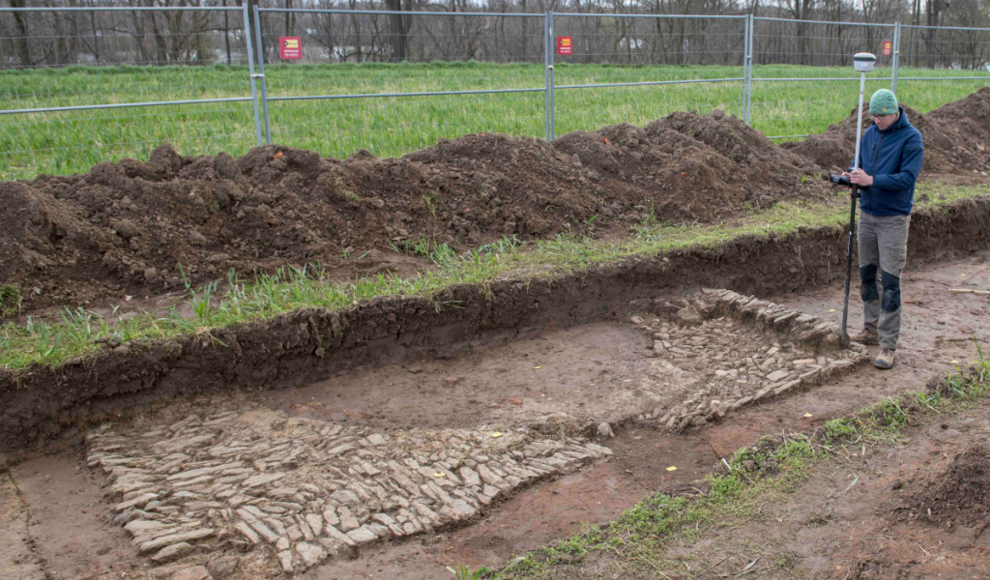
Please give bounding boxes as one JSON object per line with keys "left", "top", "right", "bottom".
{"left": 252, "top": 8, "right": 548, "bottom": 154}
{"left": 901, "top": 24, "right": 990, "bottom": 72}
{"left": 753, "top": 17, "right": 896, "bottom": 68}
{"left": 749, "top": 18, "right": 990, "bottom": 140}
{"left": 1, "top": 6, "right": 990, "bottom": 181}
{"left": 552, "top": 13, "right": 746, "bottom": 67}
{"left": 550, "top": 13, "right": 747, "bottom": 137}
{"left": 255, "top": 7, "right": 545, "bottom": 65}
{"left": 750, "top": 18, "right": 897, "bottom": 139}
{"left": 0, "top": 5, "right": 260, "bottom": 179}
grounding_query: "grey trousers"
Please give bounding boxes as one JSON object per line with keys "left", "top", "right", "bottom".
{"left": 858, "top": 212, "right": 910, "bottom": 350}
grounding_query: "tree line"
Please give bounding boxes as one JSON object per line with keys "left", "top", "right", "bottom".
{"left": 2, "top": 0, "right": 989, "bottom": 70}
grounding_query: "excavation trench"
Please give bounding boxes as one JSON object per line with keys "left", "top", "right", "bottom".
{"left": 2, "top": 195, "right": 989, "bottom": 453}
{"left": 0, "top": 195, "right": 988, "bottom": 579}
{"left": 68, "top": 281, "right": 876, "bottom": 577}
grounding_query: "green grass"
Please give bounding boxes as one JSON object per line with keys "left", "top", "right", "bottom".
{"left": 1, "top": 62, "right": 987, "bottom": 179}
{"left": 2, "top": 181, "right": 987, "bottom": 372}
{"left": 494, "top": 435, "right": 821, "bottom": 579}
{"left": 0, "top": 285, "right": 21, "bottom": 319}
{"left": 490, "top": 342, "right": 990, "bottom": 580}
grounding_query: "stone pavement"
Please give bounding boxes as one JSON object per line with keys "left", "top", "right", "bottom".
{"left": 86, "top": 413, "right": 611, "bottom": 575}
{"left": 631, "top": 288, "right": 871, "bottom": 429}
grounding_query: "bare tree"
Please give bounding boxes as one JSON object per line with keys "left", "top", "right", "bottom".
{"left": 9, "top": 0, "right": 32, "bottom": 65}
{"left": 384, "top": 0, "right": 409, "bottom": 59}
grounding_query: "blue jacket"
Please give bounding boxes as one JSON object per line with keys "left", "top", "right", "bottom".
{"left": 850, "top": 106, "right": 924, "bottom": 216}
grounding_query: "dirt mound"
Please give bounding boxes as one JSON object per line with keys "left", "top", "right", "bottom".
{"left": 552, "top": 110, "right": 824, "bottom": 217}
{"left": 782, "top": 89, "right": 990, "bottom": 174}
{"left": 907, "top": 442, "right": 990, "bottom": 528}
{"left": 0, "top": 110, "right": 829, "bottom": 315}
{"left": 928, "top": 86, "right": 990, "bottom": 169}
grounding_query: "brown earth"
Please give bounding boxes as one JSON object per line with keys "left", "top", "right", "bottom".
{"left": 2, "top": 90, "right": 990, "bottom": 580}
{"left": 0, "top": 109, "right": 827, "bottom": 317}
{"left": 782, "top": 86, "right": 990, "bottom": 175}
{"left": 905, "top": 442, "right": 990, "bottom": 529}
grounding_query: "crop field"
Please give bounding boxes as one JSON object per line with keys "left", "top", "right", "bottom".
{"left": 1, "top": 61, "right": 988, "bottom": 179}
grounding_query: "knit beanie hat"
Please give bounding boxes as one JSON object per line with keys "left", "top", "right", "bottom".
{"left": 870, "top": 89, "right": 898, "bottom": 115}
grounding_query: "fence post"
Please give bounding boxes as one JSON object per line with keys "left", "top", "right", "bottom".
{"left": 243, "top": 3, "right": 264, "bottom": 147}
{"left": 549, "top": 10, "right": 556, "bottom": 140}
{"left": 745, "top": 14, "right": 754, "bottom": 125}
{"left": 891, "top": 22, "right": 901, "bottom": 94}
{"left": 742, "top": 14, "right": 750, "bottom": 124}
{"left": 253, "top": 5, "right": 272, "bottom": 145}
{"left": 544, "top": 11, "right": 551, "bottom": 141}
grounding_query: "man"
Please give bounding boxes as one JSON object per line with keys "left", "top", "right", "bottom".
{"left": 843, "top": 89, "right": 924, "bottom": 369}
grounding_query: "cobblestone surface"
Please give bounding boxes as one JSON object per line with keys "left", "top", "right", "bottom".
{"left": 630, "top": 288, "right": 871, "bottom": 430}
{"left": 86, "top": 414, "right": 611, "bottom": 575}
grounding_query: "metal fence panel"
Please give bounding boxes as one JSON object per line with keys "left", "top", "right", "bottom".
{"left": 549, "top": 13, "right": 747, "bottom": 136}
{"left": 901, "top": 24, "right": 990, "bottom": 72}
{"left": 750, "top": 17, "right": 990, "bottom": 140}
{"left": 2, "top": 6, "right": 990, "bottom": 180}
{"left": 753, "top": 17, "right": 896, "bottom": 69}
{"left": 0, "top": 5, "right": 259, "bottom": 180}
{"left": 752, "top": 18, "right": 897, "bottom": 140}
{"left": 252, "top": 7, "right": 549, "bottom": 154}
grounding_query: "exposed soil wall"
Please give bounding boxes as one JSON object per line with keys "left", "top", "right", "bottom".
{"left": 1, "top": 110, "right": 827, "bottom": 316}
{"left": 2, "top": 195, "right": 988, "bottom": 453}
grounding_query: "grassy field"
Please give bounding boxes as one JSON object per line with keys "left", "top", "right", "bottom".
{"left": 1, "top": 61, "right": 988, "bottom": 179}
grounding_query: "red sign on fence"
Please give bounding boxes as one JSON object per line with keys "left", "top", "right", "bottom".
{"left": 557, "top": 36, "right": 573, "bottom": 56}
{"left": 882, "top": 40, "right": 893, "bottom": 57}
{"left": 280, "top": 37, "right": 302, "bottom": 59}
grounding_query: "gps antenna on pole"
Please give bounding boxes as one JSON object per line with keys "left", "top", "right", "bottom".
{"left": 840, "top": 52, "right": 876, "bottom": 346}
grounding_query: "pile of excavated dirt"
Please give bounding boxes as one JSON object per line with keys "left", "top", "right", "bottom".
{"left": 782, "top": 87, "right": 990, "bottom": 174}
{"left": 907, "top": 442, "right": 990, "bottom": 528}
{"left": 0, "top": 109, "right": 828, "bottom": 316}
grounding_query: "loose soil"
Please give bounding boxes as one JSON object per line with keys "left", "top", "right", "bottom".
{"left": 4, "top": 89, "right": 990, "bottom": 320}
{"left": 1, "top": 109, "right": 827, "bottom": 317}
{"left": 904, "top": 442, "right": 990, "bottom": 529}
{"left": 782, "top": 86, "right": 990, "bottom": 175}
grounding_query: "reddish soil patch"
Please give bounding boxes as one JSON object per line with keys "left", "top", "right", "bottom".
{"left": 0, "top": 109, "right": 827, "bottom": 317}
{"left": 9, "top": 454, "right": 136, "bottom": 579}
{"left": 782, "top": 86, "right": 990, "bottom": 175}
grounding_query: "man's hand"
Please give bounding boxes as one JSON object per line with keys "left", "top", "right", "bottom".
{"left": 841, "top": 169, "right": 874, "bottom": 187}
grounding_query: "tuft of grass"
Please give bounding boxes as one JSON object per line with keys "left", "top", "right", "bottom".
{"left": 394, "top": 238, "right": 460, "bottom": 268}
{"left": 0, "top": 285, "right": 21, "bottom": 318}
{"left": 447, "top": 563, "right": 495, "bottom": 580}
